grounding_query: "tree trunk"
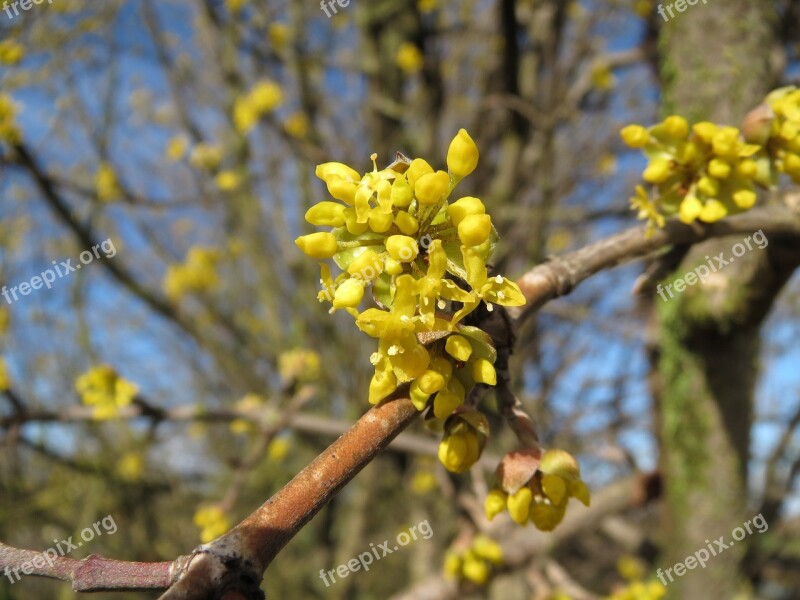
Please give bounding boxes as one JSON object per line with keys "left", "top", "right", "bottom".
{"left": 655, "top": 2, "right": 783, "bottom": 597}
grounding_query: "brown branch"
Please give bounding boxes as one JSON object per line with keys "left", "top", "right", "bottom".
{"left": 509, "top": 206, "right": 800, "bottom": 321}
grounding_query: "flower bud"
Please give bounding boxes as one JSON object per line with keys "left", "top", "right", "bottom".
{"left": 409, "top": 380, "right": 431, "bottom": 411}
{"left": 385, "top": 235, "right": 419, "bottom": 262}
{"left": 417, "top": 369, "right": 446, "bottom": 395}
{"left": 325, "top": 175, "right": 357, "bottom": 204}
{"left": 315, "top": 162, "right": 360, "bottom": 183}
{"left": 458, "top": 214, "right": 492, "bottom": 247}
{"left": 620, "top": 124, "right": 649, "bottom": 148}
{"left": 394, "top": 211, "right": 419, "bottom": 235}
{"left": 368, "top": 208, "right": 393, "bottom": 233}
{"left": 642, "top": 158, "right": 672, "bottom": 183}
{"left": 391, "top": 176, "right": 413, "bottom": 207}
{"left": 662, "top": 115, "right": 689, "bottom": 139}
{"left": 295, "top": 232, "right": 338, "bottom": 258}
{"left": 741, "top": 103, "right": 774, "bottom": 145}
{"left": 506, "top": 486, "right": 532, "bottom": 524}
{"left": 471, "top": 358, "right": 497, "bottom": 385}
{"left": 699, "top": 199, "right": 728, "bottom": 222}
{"left": 678, "top": 195, "right": 703, "bottom": 224}
{"left": 433, "top": 378, "right": 464, "bottom": 419}
{"left": 484, "top": 489, "right": 508, "bottom": 521}
{"left": 447, "top": 196, "right": 485, "bottom": 226}
{"left": 438, "top": 430, "right": 479, "bottom": 473}
{"left": 305, "top": 201, "right": 346, "bottom": 227}
{"left": 405, "top": 158, "right": 434, "bottom": 187}
{"left": 445, "top": 334, "right": 472, "bottom": 361}
{"left": 708, "top": 158, "right": 731, "bottom": 179}
{"left": 697, "top": 176, "right": 720, "bottom": 197}
{"left": 732, "top": 189, "right": 756, "bottom": 209}
{"left": 332, "top": 278, "right": 364, "bottom": 309}
{"left": 447, "top": 128, "right": 479, "bottom": 177}
{"left": 415, "top": 170, "right": 450, "bottom": 205}
{"left": 343, "top": 207, "right": 369, "bottom": 234}
{"left": 369, "top": 368, "right": 397, "bottom": 405}
{"left": 462, "top": 557, "right": 489, "bottom": 585}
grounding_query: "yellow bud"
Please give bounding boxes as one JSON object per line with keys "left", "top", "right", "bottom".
{"left": 569, "top": 480, "right": 591, "bottom": 506}
{"left": 315, "top": 162, "right": 360, "bottom": 183}
{"left": 541, "top": 473, "right": 567, "bottom": 505}
{"left": 325, "top": 175, "right": 357, "bottom": 204}
{"left": 732, "top": 189, "right": 756, "bottom": 209}
{"left": 458, "top": 214, "right": 492, "bottom": 247}
{"left": 462, "top": 557, "right": 489, "bottom": 585}
{"left": 347, "top": 249, "right": 383, "bottom": 280}
{"left": 430, "top": 356, "right": 453, "bottom": 380}
{"left": 447, "top": 128, "right": 479, "bottom": 178}
{"left": 484, "top": 489, "right": 508, "bottom": 521}
{"left": 697, "top": 176, "right": 720, "bottom": 197}
{"left": 471, "top": 358, "right": 497, "bottom": 385}
{"left": 418, "top": 369, "right": 446, "bottom": 394}
{"left": 445, "top": 335, "right": 472, "bottom": 361}
{"left": 415, "top": 170, "right": 450, "bottom": 205}
{"left": 642, "top": 158, "right": 672, "bottom": 183}
{"left": 678, "top": 195, "right": 703, "bottom": 224}
{"left": 447, "top": 196, "right": 485, "bottom": 226}
{"left": 295, "top": 232, "right": 338, "bottom": 259}
{"left": 783, "top": 152, "right": 800, "bottom": 177}
{"left": 409, "top": 380, "right": 431, "bottom": 411}
{"left": 332, "top": 278, "right": 364, "bottom": 309}
{"left": 735, "top": 159, "right": 757, "bottom": 178}
{"left": 394, "top": 211, "right": 419, "bottom": 235}
{"left": 699, "top": 199, "right": 728, "bottom": 222}
{"left": 507, "top": 486, "right": 532, "bottom": 525}
{"left": 443, "top": 553, "right": 462, "bottom": 579}
{"left": 620, "top": 124, "right": 649, "bottom": 148}
{"left": 708, "top": 158, "right": 731, "bottom": 179}
{"left": 662, "top": 115, "right": 689, "bottom": 139}
{"left": 711, "top": 126, "right": 740, "bottom": 157}
{"left": 391, "top": 176, "right": 413, "bottom": 207}
{"left": 369, "top": 368, "right": 398, "bottom": 404}
{"left": 472, "top": 536, "right": 503, "bottom": 565}
{"left": 305, "top": 202, "right": 346, "bottom": 227}
{"left": 530, "top": 502, "right": 567, "bottom": 531}
{"left": 438, "top": 431, "right": 479, "bottom": 473}
{"left": 384, "top": 256, "right": 404, "bottom": 275}
{"left": 343, "top": 208, "right": 369, "bottom": 234}
{"left": 692, "top": 121, "right": 718, "bottom": 143}
{"left": 385, "top": 235, "right": 419, "bottom": 262}
{"left": 406, "top": 158, "right": 434, "bottom": 187}
{"left": 368, "top": 209, "right": 393, "bottom": 233}
{"left": 433, "top": 379, "right": 464, "bottom": 419}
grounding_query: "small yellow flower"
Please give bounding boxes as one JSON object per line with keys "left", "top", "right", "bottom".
{"left": 165, "top": 136, "right": 188, "bottom": 161}
{"left": 250, "top": 80, "right": 283, "bottom": 113}
{"left": 285, "top": 112, "right": 309, "bottom": 138}
{"left": 75, "top": 365, "right": 139, "bottom": 420}
{"left": 438, "top": 430, "right": 479, "bottom": 473}
{"left": 0, "top": 40, "right": 24, "bottom": 65}
{"left": 215, "top": 170, "right": 241, "bottom": 192}
{"left": 414, "top": 170, "right": 450, "bottom": 205}
{"left": 95, "top": 162, "right": 121, "bottom": 202}
{"left": 620, "top": 124, "right": 650, "bottom": 148}
{"left": 395, "top": 42, "right": 424, "bottom": 74}
{"left": 484, "top": 488, "right": 508, "bottom": 520}
{"left": 193, "top": 505, "right": 230, "bottom": 543}
{"left": 268, "top": 23, "right": 290, "bottom": 49}
{"left": 116, "top": 453, "right": 144, "bottom": 482}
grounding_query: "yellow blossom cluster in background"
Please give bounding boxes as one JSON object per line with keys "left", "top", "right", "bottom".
{"left": 75, "top": 364, "right": 139, "bottom": 420}
{"left": 485, "top": 449, "right": 590, "bottom": 532}
{"left": 189, "top": 142, "right": 223, "bottom": 171}
{"left": 444, "top": 535, "right": 503, "bottom": 586}
{"left": 229, "top": 393, "right": 267, "bottom": 435}
{"left": 233, "top": 80, "right": 283, "bottom": 134}
{"left": 0, "top": 94, "right": 21, "bottom": 144}
{"left": 622, "top": 87, "right": 800, "bottom": 230}
{"left": 116, "top": 452, "right": 145, "bottom": 482}
{"left": 295, "top": 129, "right": 526, "bottom": 473}
{"left": 395, "top": 42, "right": 424, "bottom": 74}
{"left": 0, "top": 357, "right": 10, "bottom": 392}
{"left": 278, "top": 348, "right": 321, "bottom": 383}
{"left": 95, "top": 162, "right": 122, "bottom": 202}
{"left": 193, "top": 505, "right": 230, "bottom": 544}
{"left": 0, "top": 40, "right": 24, "bottom": 66}
{"left": 163, "top": 246, "right": 221, "bottom": 300}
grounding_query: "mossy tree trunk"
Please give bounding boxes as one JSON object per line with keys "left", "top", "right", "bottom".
{"left": 655, "top": 2, "right": 787, "bottom": 597}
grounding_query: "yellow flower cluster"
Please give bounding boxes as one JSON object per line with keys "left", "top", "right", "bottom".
{"left": 396, "top": 42, "right": 424, "bottom": 74}
{"left": 437, "top": 408, "right": 488, "bottom": 473}
{"left": 623, "top": 87, "right": 800, "bottom": 230}
{"left": 95, "top": 162, "right": 121, "bottom": 202}
{"left": 193, "top": 505, "right": 230, "bottom": 544}
{"left": 189, "top": 143, "right": 223, "bottom": 170}
{"left": 444, "top": 535, "right": 503, "bottom": 586}
{"left": 485, "top": 449, "right": 590, "bottom": 531}
{"left": 606, "top": 556, "right": 666, "bottom": 600}
{"left": 116, "top": 452, "right": 145, "bottom": 482}
{"left": 0, "top": 94, "right": 21, "bottom": 144}
{"left": 75, "top": 364, "right": 139, "bottom": 420}
{"left": 296, "top": 131, "right": 525, "bottom": 470}
{"left": 229, "top": 392, "right": 266, "bottom": 435}
{"left": 0, "top": 357, "right": 10, "bottom": 392}
{"left": 163, "top": 246, "right": 220, "bottom": 300}
{"left": 278, "top": 348, "right": 321, "bottom": 383}
{"left": 0, "top": 40, "right": 24, "bottom": 65}
{"left": 233, "top": 80, "right": 283, "bottom": 133}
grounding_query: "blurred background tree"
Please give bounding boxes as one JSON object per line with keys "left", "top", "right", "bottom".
{"left": 0, "top": 0, "right": 799, "bottom": 598}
